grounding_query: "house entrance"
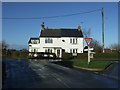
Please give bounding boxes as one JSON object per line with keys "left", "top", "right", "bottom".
{"left": 57, "top": 49, "right": 60, "bottom": 57}
{"left": 54, "top": 48, "right": 62, "bottom": 58}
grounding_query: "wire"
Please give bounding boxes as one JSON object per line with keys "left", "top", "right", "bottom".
{"left": 1, "top": 9, "right": 101, "bottom": 19}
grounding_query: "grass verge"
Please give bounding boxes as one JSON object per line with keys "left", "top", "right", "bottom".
{"left": 54, "top": 59, "right": 112, "bottom": 70}
{"left": 73, "top": 60, "right": 112, "bottom": 69}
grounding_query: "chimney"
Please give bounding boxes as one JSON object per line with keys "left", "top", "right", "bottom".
{"left": 41, "top": 22, "right": 45, "bottom": 30}
{"left": 78, "top": 24, "right": 81, "bottom": 30}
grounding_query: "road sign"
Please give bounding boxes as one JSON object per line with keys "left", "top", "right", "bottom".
{"left": 84, "top": 38, "right": 92, "bottom": 47}
{"left": 84, "top": 38, "right": 93, "bottom": 64}
{"left": 84, "top": 48, "right": 94, "bottom": 51}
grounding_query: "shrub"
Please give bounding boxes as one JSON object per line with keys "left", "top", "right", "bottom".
{"left": 62, "top": 53, "right": 73, "bottom": 60}
{"left": 75, "top": 53, "right": 87, "bottom": 60}
{"left": 93, "top": 53, "right": 119, "bottom": 60}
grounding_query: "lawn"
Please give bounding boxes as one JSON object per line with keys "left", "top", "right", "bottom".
{"left": 56, "top": 60, "right": 112, "bottom": 69}
{"left": 73, "top": 60, "right": 112, "bottom": 69}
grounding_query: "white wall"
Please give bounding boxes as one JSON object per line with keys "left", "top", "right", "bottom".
{"left": 28, "top": 37, "right": 83, "bottom": 53}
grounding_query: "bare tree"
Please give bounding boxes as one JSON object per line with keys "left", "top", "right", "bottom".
{"left": 83, "top": 28, "right": 91, "bottom": 38}
{"left": 2, "top": 41, "right": 9, "bottom": 56}
{"left": 2, "top": 41, "right": 9, "bottom": 50}
{"left": 109, "top": 43, "right": 120, "bottom": 51}
{"left": 82, "top": 28, "right": 102, "bottom": 53}
{"left": 90, "top": 39, "right": 102, "bottom": 53}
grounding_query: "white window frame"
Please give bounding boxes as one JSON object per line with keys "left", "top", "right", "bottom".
{"left": 70, "top": 38, "right": 78, "bottom": 44}
{"left": 45, "top": 38, "right": 53, "bottom": 43}
{"left": 45, "top": 48, "right": 53, "bottom": 53}
{"left": 70, "top": 49, "right": 78, "bottom": 53}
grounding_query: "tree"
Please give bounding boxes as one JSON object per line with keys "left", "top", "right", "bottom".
{"left": 2, "top": 41, "right": 9, "bottom": 50}
{"left": 90, "top": 39, "right": 102, "bottom": 53}
{"left": 83, "top": 28, "right": 91, "bottom": 38}
{"left": 2, "top": 41, "right": 9, "bottom": 56}
{"left": 109, "top": 43, "right": 120, "bottom": 52}
{"left": 82, "top": 28, "right": 102, "bottom": 53}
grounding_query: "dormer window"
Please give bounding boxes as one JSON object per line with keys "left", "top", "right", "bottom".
{"left": 31, "top": 40, "right": 39, "bottom": 44}
{"left": 45, "top": 38, "right": 53, "bottom": 43}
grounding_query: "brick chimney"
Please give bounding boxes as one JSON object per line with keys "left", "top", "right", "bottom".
{"left": 41, "top": 22, "right": 45, "bottom": 30}
{"left": 78, "top": 24, "right": 81, "bottom": 30}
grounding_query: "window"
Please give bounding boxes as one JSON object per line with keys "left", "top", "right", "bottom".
{"left": 33, "top": 49, "right": 38, "bottom": 52}
{"left": 31, "top": 40, "right": 39, "bottom": 44}
{"left": 45, "top": 39, "right": 47, "bottom": 43}
{"left": 45, "top": 38, "right": 53, "bottom": 43}
{"left": 76, "top": 38, "right": 77, "bottom": 44}
{"left": 76, "top": 49, "right": 78, "bottom": 53}
{"left": 45, "top": 49, "right": 48, "bottom": 53}
{"left": 73, "top": 49, "right": 75, "bottom": 53}
{"left": 70, "top": 39, "right": 72, "bottom": 43}
{"left": 70, "top": 38, "right": 78, "bottom": 44}
{"left": 70, "top": 49, "right": 78, "bottom": 53}
{"left": 45, "top": 48, "right": 52, "bottom": 53}
{"left": 34, "top": 41, "right": 37, "bottom": 44}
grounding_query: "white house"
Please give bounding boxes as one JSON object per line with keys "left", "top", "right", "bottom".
{"left": 28, "top": 22, "right": 84, "bottom": 58}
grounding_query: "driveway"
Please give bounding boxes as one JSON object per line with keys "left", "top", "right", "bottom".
{"left": 2, "top": 58, "right": 119, "bottom": 88}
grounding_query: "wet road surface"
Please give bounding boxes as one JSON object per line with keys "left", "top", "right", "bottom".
{"left": 2, "top": 58, "right": 119, "bottom": 88}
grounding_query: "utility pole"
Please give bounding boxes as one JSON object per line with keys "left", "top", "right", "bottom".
{"left": 102, "top": 8, "right": 105, "bottom": 53}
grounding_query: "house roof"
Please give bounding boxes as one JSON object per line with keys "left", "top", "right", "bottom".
{"left": 40, "top": 28, "right": 83, "bottom": 37}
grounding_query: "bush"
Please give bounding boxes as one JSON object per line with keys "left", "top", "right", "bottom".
{"left": 93, "top": 53, "right": 119, "bottom": 60}
{"left": 74, "top": 53, "right": 119, "bottom": 60}
{"left": 4, "top": 49, "right": 29, "bottom": 59}
{"left": 75, "top": 53, "right": 87, "bottom": 60}
{"left": 62, "top": 53, "right": 73, "bottom": 60}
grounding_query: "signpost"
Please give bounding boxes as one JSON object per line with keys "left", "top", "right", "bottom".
{"left": 84, "top": 38, "right": 92, "bottom": 64}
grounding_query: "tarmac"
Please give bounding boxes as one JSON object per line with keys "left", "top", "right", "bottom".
{"left": 2, "top": 58, "right": 119, "bottom": 88}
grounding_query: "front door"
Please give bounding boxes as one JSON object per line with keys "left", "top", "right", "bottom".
{"left": 57, "top": 49, "right": 60, "bottom": 57}
{"left": 54, "top": 48, "right": 62, "bottom": 58}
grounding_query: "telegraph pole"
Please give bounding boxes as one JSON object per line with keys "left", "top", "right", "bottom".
{"left": 102, "top": 8, "right": 105, "bottom": 53}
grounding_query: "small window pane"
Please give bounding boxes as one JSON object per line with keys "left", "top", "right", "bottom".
{"left": 76, "top": 49, "right": 77, "bottom": 53}
{"left": 70, "top": 39, "right": 72, "bottom": 43}
{"left": 76, "top": 38, "right": 77, "bottom": 44}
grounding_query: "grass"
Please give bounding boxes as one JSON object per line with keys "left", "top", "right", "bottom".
{"left": 56, "top": 59, "right": 112, "bottom": 69}
{"left": 73, "top": 60, "right": 112, "bottom": 69}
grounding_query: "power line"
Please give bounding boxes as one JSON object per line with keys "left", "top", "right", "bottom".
{"left": 1, "top": 9, "right": 101, "bottom": 19}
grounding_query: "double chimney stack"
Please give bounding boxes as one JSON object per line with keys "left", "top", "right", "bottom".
{"left": 41, "top": 22, "right": 81, "bottom": 30}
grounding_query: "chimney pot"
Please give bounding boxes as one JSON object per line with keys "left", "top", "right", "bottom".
{"left": 78, "top": 24, "right": 81, "bottom": 30}
{"left": 41, "top": 22, "right": 45, "bottom": 30}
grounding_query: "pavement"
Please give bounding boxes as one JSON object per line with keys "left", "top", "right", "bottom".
{"left": 2, "top": 58, "right": 119, "bottom": 88}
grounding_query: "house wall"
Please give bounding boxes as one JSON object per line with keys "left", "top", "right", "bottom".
{"left": 28, "top": 37, "right": 83, "bottom": 53}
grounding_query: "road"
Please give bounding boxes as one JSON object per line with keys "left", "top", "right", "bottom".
{"left": 2, "top": 58, "right": 119, "bottom": 88}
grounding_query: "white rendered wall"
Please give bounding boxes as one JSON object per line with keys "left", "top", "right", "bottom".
{"left": 39, "top": 37, "right": 83, "bottom": 53}
{"left": 28, "top": 37, "right": 83, "bottom": 53}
